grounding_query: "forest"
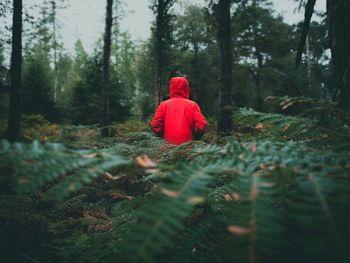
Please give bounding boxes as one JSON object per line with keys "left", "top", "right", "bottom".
{"left": 0, "top": 0, "right": 349, "bottom": 262}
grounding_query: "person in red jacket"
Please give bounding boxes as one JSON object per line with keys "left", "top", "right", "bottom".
{"left": 150, "top": 76, "right": 207, "bottom": 145}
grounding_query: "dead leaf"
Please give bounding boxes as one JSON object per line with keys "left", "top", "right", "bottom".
{"left": 320, "top": 133, "right": 328, "bottom": 139}
{"left": 281, "top": 123, "right": 291, "bottom": 132}
{"left": 144, "top": 168, "right": 159, "bottom": 175}
{"left": 255, "top": 123, "right": 264, "bottom": 129}
{"left": 187, "top": 196, "right": 205, "bottom": 205}
{"left": 223, "top": 192, "right": 241, "bottom": 201}
{"left": 136, "top": 155, "right": 157, "bottom": 168}
{"left": 260, "top": 182, "right": 276, "bottom": 188}
{"left": 83, "top": 153, "right": 97, "bottom": 159}
{"left": 259, "top": 164, "right": 267, "bottom": 170}
{"left": 281, "top": 101, "right": 293, "bottom": 110}
{"left": 104, "top": 172, "right": 125, "bottom": 182}
{"left": 250, "top": 142, "right": 256, "bottom": 153}
{"left": 227, "top": 226, "right": 251, "bottom": 236}
{"left": 160, "top": 188, "right": 180, "bottom": 198}
{"left": 109, "top": 192, "right": 134, "bottom": 201}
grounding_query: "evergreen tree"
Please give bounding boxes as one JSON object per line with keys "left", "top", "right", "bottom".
{"left": 297, "top": 0, "right": 350, "bottom": 108}
{"left": 232, "top": 1, "right": 295, "bottom": 108}
{"left": 327, "top": 0, "right": 350, "bottom": 107}
{"left": 0, "top": 0, "right": 11, "bottom": 48}
{"left": 134, "top": 40, "right": 156, "bottom": 119}
{"left": 150, "top": 0, "right": 176, "bottom": 106}
{"left": 6, "top": 0, "right": 22, "bottom": 142}
{"left": 21, "top": 47, "right": 57, "bottom": 121}
{"left": 0, "top": 47, "right": 9, "bottom": 120}
{"left": 173, "top": 3, "right": 219, "bottom": 115}
{"left": 211, "top": 0, "right": 234, "bottom": 137}
{"left": 69, "top": 48, "right": 131, "bottom": 125}
{"left": 101, "top": 0, "right": 113, "bottom": 137}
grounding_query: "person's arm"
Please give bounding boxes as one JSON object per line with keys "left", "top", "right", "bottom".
{"left": 194, "top": 103, "right": 207, "bottom": 140}
{"left": 150, "top": 103, "right": 165, "bottom": 137}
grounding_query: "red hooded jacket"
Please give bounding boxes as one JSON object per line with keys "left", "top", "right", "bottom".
{"left": 150, "top": 77, "right": 207, "bottom": 145}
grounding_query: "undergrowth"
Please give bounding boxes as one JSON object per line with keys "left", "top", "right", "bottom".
{"left": 0, "top": 99, "right": 349, "bottom": 263}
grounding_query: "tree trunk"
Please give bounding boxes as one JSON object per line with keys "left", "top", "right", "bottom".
{"left": 152, "top": 0, "right": 175, "bottom": 107}
{"left": 328, "top": 0, "right": 350, "bottom": 108}
{"left": 100, "top": 0, "right": 113, "bottom": 137}
{"left": 305, "top": 34, "right": 312, "bottom": 95}
{"left": 255, "top": 48, "right": 263, "bottom": 112}
{"left": 215, "top": 0, "right": 233, "bottom": 137}
{"left": 154, "top": 1, "right": 166, "bottom": 107}
{"left": 189, "top": 43, "right": 200, "bottom": 103}
{"left": 52, "top": 0, "right": 58, "bottom": 103}
{"left": 6, "top": 0, "right": 22, "bottom": 142}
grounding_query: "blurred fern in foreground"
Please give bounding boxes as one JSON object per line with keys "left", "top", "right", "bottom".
{"left": 1, "top": 103, "right": 349, "bottom": 263}
{"left": 0, "top": 140, "right": 129, "bottom": 200}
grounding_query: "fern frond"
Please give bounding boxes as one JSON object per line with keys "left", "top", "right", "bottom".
{"left": 116, "top": 165, "right": 214, "bottom": 262}
{"left": 0, "top": 140, "right": 129, "bottom": 200}
{"left": 286, "top": 173, "right": 350, "bottom": 263}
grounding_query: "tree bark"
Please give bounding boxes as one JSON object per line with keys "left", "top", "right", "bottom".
{"left": 328, "top": 0, "right": 350, "bottom": 108}
{"left": 255, "top": 48, "right": 263, "bottom": 111}
{"left": 6, "top": 0, "right": 22, "bottom": 142}
{"left": 296, "top": 0, "right": 316, "bottom": 68}
{"left": 191, "top": 43, "right": 200, "bottom": 105}
{"left": 154, "top": 1, "right": 166, "bottom": 107}
{"left": 100, "top": 0, "right": 113, "bottom": 137}
{"left": 153, "top": 0, "right": 175, "bottom": 107}
{"left": 215, "top": 0, "right": 233, "bottom": 137}
{"left": 51, "top": 0, "right": 58, "bottom": 103}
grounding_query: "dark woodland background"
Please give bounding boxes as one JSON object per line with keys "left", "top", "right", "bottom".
{"left": 0, "top": 0, "right": 349, "bottom": 263}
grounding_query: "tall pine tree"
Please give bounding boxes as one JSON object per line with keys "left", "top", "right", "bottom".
{"left": 151, "top": 0, "right": 176, "bottom": 106}
{"left": 213, "top": 0, "right": 234, "bottom": 137}
{"left": 100, "top": 0, "right": 113, "bottom": 137}
{"left": 6, "top": 0, "right": 22, "bottom": 142}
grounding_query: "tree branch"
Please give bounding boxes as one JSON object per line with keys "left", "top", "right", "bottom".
{"left": 295, "top": 0, "right": 316, "bottom": 68}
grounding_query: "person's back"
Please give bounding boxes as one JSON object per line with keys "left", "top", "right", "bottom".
{"left": 150, "top": 77, "right": 207, "bottom": 145}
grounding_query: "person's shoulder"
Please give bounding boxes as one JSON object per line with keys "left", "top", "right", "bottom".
{"left": 158, "top": 99, "right": 172, "bottom": 109}
{"left": 187, "top": 99, "right": 200, "bottom": 107}
{"left": 159, "top": 100, "right": 170, "bottom": 106}
{"left": 185, "top": 99, "right": 196, "bottom": 104}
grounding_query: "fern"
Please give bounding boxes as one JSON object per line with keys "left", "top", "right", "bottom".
{"left": 1, "top": 108, "right": 350, "bottom": 263}
{"left": 0, "top": 140, "right": 129, "bottom": 200}
{"left": 233, "top": 108, "right": 350, "bottom": 150}
{"left": 286, "top": 173, "right": 350, "bottom": 263}
{"left": 116, "top": 165, "right": 215, "bottom": 262}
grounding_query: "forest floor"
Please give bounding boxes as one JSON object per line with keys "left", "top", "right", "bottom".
{"left": 1, "top": 99, "right": 350, "bottom": 263}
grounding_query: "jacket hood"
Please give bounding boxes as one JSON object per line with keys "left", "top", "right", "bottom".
{"left": 169, "top": 77, "right": 190, "bottom": 99}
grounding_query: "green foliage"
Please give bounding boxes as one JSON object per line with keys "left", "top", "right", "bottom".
{"left": 0, "top": 46, "right": 8, "bottom": 119}
{"left": 0, "top": 139, "right": 129, "bottom": 200}
{"left": 22, "top": 46, "right": 59, "bottom": 121}
{"left": 21, "top": 114, "right": 61, "bottom": 142}
{"left": 134, "top": 40, "right": 156, "bottom": 119}
{"left": 68, "top": 49, "right": 131, "bottom": 124}
{"left": 1, "top": 0, "right": 349, "bottom": 261}
{"left": 232, "top": 105, "right": 350, "bottom": 150}
{"left": 116, "top": 165, "right": 214, "bottom": 262}
{"left": 1, "top": 106, "right": 349, "bottom": 262}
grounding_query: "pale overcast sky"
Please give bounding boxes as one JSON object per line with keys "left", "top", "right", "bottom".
{"left": 56, "top": 0, "right": 326, "bottom": 53}
{"left": 2, "top": 0, "right": 326, "bottom": 54}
